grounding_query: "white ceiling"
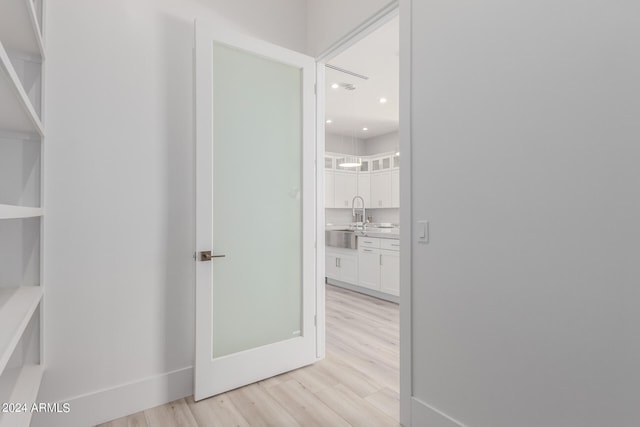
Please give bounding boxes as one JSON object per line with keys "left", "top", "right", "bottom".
{"left": 325, "top": 16, "right": 399, "bottom": 139}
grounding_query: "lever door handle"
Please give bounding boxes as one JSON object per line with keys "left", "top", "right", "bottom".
{"left": 200, "top": 251, "right": 226, "bottom": 261}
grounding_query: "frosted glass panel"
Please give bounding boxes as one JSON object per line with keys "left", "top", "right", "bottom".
{"left": 211, "top": 42, "right": 302, "bottom": 358}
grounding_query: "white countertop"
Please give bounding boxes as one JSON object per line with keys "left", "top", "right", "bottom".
{"left": 326, "top": 224, "right": 400, "bottom": 239}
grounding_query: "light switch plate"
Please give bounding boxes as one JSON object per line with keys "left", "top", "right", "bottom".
{"left": 417, "top": 220, "right": 429, "bottom": 244}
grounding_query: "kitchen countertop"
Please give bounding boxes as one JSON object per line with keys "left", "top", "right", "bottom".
{"left": 326, "top": 224, "right": 400, "bottom": 239}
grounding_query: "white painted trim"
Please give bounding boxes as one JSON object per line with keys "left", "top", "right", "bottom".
{"left": 411, "top": 398, "right": 468, "bottom": 427}
{"left": 399, "top": 0, "right": 413, "bottom": 425}
{"left": 315, "top": 62, "right": 326, "bottom": 360}
{"left": 327, "top": 279, "right": 399, "bottom": 304}
{"left": 40, "top": 0, "right": 47, "bottom": 372}
{"left": 315, "top": 1, "right": 400, "bottom": 63}
{"left": 31, "top": 367, "right": 193, "bottom": 427}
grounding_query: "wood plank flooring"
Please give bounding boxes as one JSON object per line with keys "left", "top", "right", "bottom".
{"left": 98, "top": 285, "right": 400, "bottom": 427}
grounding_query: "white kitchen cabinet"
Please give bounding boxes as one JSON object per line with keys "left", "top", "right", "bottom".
{"left": 324, "top": 170, "right": 334, "bottom": 208}
{"left": 358, "top": 246, "right": 381, "bottom": 290}
{"left": 380, "top": 249, "right": 400, "bottom": 296}
{"left": 357, "top": 237, "right": 399, "bottom": 296}
{"left": 391, "top": 169, "right": 400, "bottom": 208}
{"left": 326, "top": 253, "right": 339, "bottom": 280}
{"left": 371, "top": 171, "right": 392, "bottom": 208}
{"left": 371, "top": 155, "right": 392, "bottom": 172}
{"left": 326, "top": 248, "right": 358, "bottom": 285}
{"left": 325, "top": 151, "right": 399, "bottom": 210}
{"left": 357, "top": 173, "right": 371, "bottom": 209}
{"left": 334, "top": 171, "right": 357, "bottom": 208}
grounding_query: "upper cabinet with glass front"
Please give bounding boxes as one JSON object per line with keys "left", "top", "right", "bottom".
{"left": 324, "top": 151, "right": 399, "bottom": 209}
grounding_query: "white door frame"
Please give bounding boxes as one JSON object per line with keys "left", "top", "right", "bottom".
{"left": 313, "top": 2, "right": 411, "bottom": 426}
{"left": 398, "top": 1, "right": 412, "bottom": 425}
{"left": 194, "top": 21, "right": 320, "bottom": 401}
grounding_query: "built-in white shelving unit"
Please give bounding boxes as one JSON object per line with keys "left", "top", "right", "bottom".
{"left": 0, "top": 42, "right": 44, "bottom": 136}
{"left": 0, "top": 1, "right": 45, "bottom": 425}
{"left": 0, "top": 205, "right": 43, "bottom": 220}
{"left": 0, "top": 0, "right": 45, "bottom": 57}
{"left": 0, "top": 287, "right": 43, "bottom": 374}
{"left": 0, "top": 366, "right": 44, "bottom": 427}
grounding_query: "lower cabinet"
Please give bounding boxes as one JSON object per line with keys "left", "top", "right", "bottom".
{"left": 326, "top": 247, "right": 358, "bottom": 285}
{"left": 357, "top": 237, "right": 400, "bottom": 296}
{"left": 380, "top": 249, "right": 400, "bottom": 295}
{"left": 358, "top": 247, "right": 381, "bottom": 290}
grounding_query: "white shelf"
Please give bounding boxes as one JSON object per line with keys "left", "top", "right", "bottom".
{"left": 0, "top": 40, "right": 44, "bottom": 136}
{"left": 0, "top": 204, "right": 43, "bottom": 220}
{"left": 0, "top": 0, "right": 45, "bottom": 57}
{"left": 0, "top": 287, "right": 43, "bottom": 376}
{"left": 0, "top": 365, "right": 44, "bottom": 427}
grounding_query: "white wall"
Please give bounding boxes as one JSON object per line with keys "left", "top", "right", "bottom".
{"left": 38, "top": 1, "right": 306, "bottom": 425}
{"left": 306, "top": 0, "right": 393, "bottom": 56}
{"left": 325, "top": 132, "right": 365, "bottom": 154}
{"left": 363, "top": 130, "right": 398, "bottom": 155}
{"left": 408, "top": 1, "right": 640, "bottom": 426}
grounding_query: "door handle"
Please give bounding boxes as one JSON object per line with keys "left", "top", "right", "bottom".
{"left": 200, "top": 251, "right": 226, "bottom": 261}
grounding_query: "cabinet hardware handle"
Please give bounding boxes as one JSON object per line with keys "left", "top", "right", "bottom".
{"left": 337, "top": 258, "right": 341, "bottom": 267}
{"left": 363, "top": 249, "right": 373, "bottom": 252}
{"left": 200, "top": 251, "right": 226, "bottom": 261}
{"left": 380, "top": 254, "right": 383, "bottom": 265}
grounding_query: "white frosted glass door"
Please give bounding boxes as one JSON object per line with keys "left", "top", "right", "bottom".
{"left": 195, "top": 23, "right": 319, "bottom": 401}
{"left": 211, "top": 42, "right": 302, "bottom": 358}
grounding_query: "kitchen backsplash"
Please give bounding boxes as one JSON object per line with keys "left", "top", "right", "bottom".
{"left": 325, "top": 208, "right": 399, "bottom": 225}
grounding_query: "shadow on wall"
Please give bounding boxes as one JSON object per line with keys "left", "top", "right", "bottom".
{"left": 158, "top": 11, "right": 198, "bottom": 396}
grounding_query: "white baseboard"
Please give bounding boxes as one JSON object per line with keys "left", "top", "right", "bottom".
{"left": 31, "top": 367, "right": 193, "bottom": 427}
{"left": 411, "top": 397, "right": 468, "bottom": 427}
{"left": 326, "top": 279, "right": 399, "bottom": 303}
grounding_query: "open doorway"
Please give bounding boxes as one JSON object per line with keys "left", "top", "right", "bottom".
{"left": 321, "top": 13, "right": 401, "bottom": 424}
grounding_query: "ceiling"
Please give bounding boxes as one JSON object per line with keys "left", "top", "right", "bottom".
{"left": 325, "top": 16, "right": 399, "bottom": 139}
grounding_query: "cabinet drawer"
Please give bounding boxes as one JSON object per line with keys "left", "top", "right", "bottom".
{"left": 358, "top": 237, "right": 380, "bottom": 248}
{"left": 380, "top": 239, "right": 400, "bottom": 251}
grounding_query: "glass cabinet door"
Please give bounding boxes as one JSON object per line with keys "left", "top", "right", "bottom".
{"left": 325, "top": 156, "right": 333, "bottom": 169}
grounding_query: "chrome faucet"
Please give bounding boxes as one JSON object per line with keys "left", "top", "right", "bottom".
{"left": 352, "top": 195, "right": 366, "bottom": 230}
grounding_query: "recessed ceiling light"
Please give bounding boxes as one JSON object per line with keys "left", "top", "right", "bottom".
{"left": 379, "top": 97, "right": 388, "bottom": 104}
{"left": 331, "top": 83, "right": 339, "bottom": 89}
{"left": 326, "top": 119, "right": 332, "bottom": 124}
{"left": 362, "top": 127, "right": 368, "bottom": 131}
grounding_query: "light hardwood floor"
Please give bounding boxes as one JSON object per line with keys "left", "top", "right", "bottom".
{"left": 98, "top": 285, "right": 400, "bottom": 427}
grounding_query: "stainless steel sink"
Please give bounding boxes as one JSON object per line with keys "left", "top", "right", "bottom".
{"left": 325, "top": 230, "right": 358, "bottom": 249}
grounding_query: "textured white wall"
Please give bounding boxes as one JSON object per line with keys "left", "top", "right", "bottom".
{"left": 409, "top": 0, "right": 640, "bottom": 426}
{"left": 40, "top": 0, "right": 307, "bottom": 425}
